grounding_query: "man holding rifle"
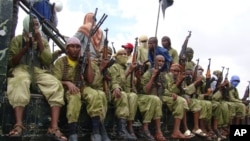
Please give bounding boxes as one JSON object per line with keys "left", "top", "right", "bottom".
{"left": 75, "top": 12, "right": 105, "bottom": 59}
{"left": 7, "top": 14, "right": 67, "bottom": 141}
{"left": 53, "top": 37, "right": 111, "bottom": 141}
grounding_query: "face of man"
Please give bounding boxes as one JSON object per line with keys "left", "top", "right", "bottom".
{"left": 170, "top": 66, "right": 180, "bottom": 78}
{"left": 148, "top": 38, "right": 156, "bottom": 51}
{"left": 185, "top": 69, "right": 193, "bottom": 85}
{"left": 161, "top": 37, "right": 170, "bottom": 48}
{"left": 66, "top": 44, "right": 81, "bottom": 60}
{"left": 124, "top": 48, "right": 132, "bottom": 56}
{"left": 155, "top": 55, "right": 165, "bottom": 69}
{"left": 115, "top": 50, "right": 128, "bottom": 65}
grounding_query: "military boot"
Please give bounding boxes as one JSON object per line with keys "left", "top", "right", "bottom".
{"left": 116, "top": 118, "right": 136, "bottom": 141}
{"left": 100, "top": 122, "right": 111, "bottom": 141}
{"left": 68, "top": 122, "right": 78, "bottom": 141}
{"left": 91, "top": 116, "right": 102, "bottom": 141}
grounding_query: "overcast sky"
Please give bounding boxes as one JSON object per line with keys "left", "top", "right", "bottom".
{"left": 16, "top": 0, "right": 250, "bottom": 97}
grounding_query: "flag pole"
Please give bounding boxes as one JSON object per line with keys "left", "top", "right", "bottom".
{"left": 155, "top": 0, "right": 161, "bottom": 37}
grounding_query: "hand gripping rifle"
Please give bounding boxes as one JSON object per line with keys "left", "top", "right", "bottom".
{"left": 130, "top": 37, "right": 138, "bottom": 93}
{"left": 179, "top": 31, "right": 192, "bottom": 73}
{"left": 75, "top": 8, "right": 107, "bottom": 89}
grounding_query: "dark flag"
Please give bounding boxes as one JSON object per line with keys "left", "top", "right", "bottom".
{"left": 161, "top": 0, "right": 174, "bottom": 18}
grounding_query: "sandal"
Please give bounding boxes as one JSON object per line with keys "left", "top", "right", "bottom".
{"left": 47, "top": 127, "right": 67, "bottom": 141}
{"left": 8, "top": 124, "right": 25, "bottom": 137}
{"left": 154, "top": 132, "right": 166, "bottom": 141}
{"left": 184, "top": 129, "right": 195, "bottom": 138}
{"left": 192, "top": 129, "right": 207, "bottom": 137}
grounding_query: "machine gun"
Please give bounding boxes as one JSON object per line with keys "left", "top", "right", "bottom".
{"left": 130, "top": 37, "right": 138, "bottom": 93}
{"left": 179, "top": 31, "right": 192, "bottom": 73}
{"left": 75, "top": 8, "right": 107, "bottom": 89}
{"left": 19, "top": 0, "right": 66, "bottom": 53}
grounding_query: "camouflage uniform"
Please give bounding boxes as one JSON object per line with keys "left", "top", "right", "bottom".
{"left": 228, "top": 86, "right": 246, "bottom": 119}
{"left": 162, "top": 73, "right": 189, "bottom": 119}
{"left": 53, "top": 56, "right": 107, "bottom": 122}
{"left": 108, "top": 63, "right": 138, "bottom": 120}
{"left": 139, "top": 70, "right": 163, "bottom": 122}
{"left": 7, "top": 35, "right": 65, "bottom": 108}
{"left": 212, "top": 90, "right": 231, "bottom": 126}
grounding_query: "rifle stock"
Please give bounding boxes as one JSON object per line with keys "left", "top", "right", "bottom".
{"left": 242, "top": 81, "right": 250, "bottom": 105}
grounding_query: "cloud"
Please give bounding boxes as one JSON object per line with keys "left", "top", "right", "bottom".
{"left": 15, "top": 0, "right": 250, "bottom": 97}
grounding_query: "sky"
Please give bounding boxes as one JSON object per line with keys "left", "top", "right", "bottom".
{"left": 16, "top": 0, "right": 250, "bottom": 97}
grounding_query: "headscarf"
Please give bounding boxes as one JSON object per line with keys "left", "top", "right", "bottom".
{"left": 66, "top": 36, "right": 81, "bottom": 46}
{"left": 78, "top": 13, "right": 103, "bottom": 53}
{"left": 23, "top": 14, "right": 40, "bottom": 34}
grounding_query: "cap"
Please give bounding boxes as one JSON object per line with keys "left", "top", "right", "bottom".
{"left": 66, "top": 37, "right": 81, "bottom": 46}
{"left": 121, "top": 43, "right": 133, "bottom": 49}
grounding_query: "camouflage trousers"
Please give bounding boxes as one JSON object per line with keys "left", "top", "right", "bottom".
{"left": 137, "top": 94, "right": 162, "bottom": 123}
{"left": 65, "top": 86, "right": 108, "bottom": 123}
{"left": 7, "top": 65, "right": 65, "bottom": 108}
{"left": 162, "top": 95, "right": 189, "bottom": 119}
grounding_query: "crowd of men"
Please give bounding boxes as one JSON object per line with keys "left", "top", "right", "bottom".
{"left": 5, "top": 1, "right": 250, "bottom": 141}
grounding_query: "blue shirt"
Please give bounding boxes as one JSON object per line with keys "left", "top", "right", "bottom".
{"left": 148, "top": 46, "right": 172, "bottom": 71}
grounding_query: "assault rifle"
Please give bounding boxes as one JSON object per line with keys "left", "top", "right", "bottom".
{"left": 204, "top": 58, "right": 212, "bottom": 92}
{"left": 19, "top": 0, "right": 66, "bottom": 53}
{"left": 224, "top": 68, "right": 229, "bottom": 81}
{"left": 102, "top": 28, "right": 115, "bottom": 102}
{"left": 221, "top": 68, "right": 229, "bottom": 100}
{"left": 179, "top": 31, "right": 192, "bottom": 73}
{"left": 129, "top": 37, "right": 138, "bottom": 93}
{"left": 102, "top": 28, "right": 109, "bottom": 97}
{"left": 76, "top": 8, "right": 108, "bottom": 89}
{"left": 111, "top": 42, "right": 116, "bottom": 54}
{"left": 213, "top": 66, "right": 224, "bottom": 94}
{"left": 154, "top": 61, "right": 165, "bottom": 100}
{"left": 242, "top": 81, "right": 250, "bottom": 106}
{"left": 192, "top": 58, "right": 199, "bottom": 82}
